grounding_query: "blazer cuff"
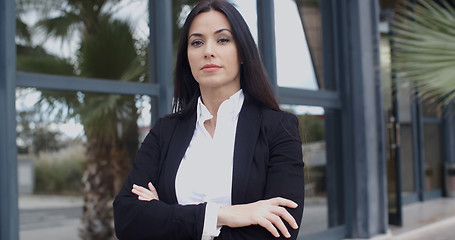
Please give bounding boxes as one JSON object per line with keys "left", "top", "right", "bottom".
{"left": 201, "top": 202, "right": 221, "bottom": 240}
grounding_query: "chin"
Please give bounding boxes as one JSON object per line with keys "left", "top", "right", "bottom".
{"left": 196, "top": 76, "right": 240, "bottom": 90}
{"left": 198, "top": 79, "right": 227, "bottom": 87}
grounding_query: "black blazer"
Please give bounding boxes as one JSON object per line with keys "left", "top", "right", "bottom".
{"left": 113, "top": 96, "right": 305, "bottom": 240}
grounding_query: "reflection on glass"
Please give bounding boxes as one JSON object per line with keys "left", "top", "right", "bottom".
{"left": 400, "top": 125, "right": 415, "bottom": 194}
{"left": 282, "top": 105, "right": 344, "bottom": 236}
{"left": 382, "top": 32, "right": 418, "bottom": 204}
{"left": 295, "top": 106, "right": 326, "bottom": 235}
{"left": 386, "top": 148, "right": 399, "bottom": 214}
{"left": 16, "top": 0, "right": 148, "bottom": 82}
{"left": 295, "top": 0, "right": 325, "bottom": 89}
{"left": 423, "top": 123, "right": 443, "bottom": 191}
{"left": 231, "top": 0, "right": 258, "bottom": 43}
{"left": 422, "top": 99, "right": 442, "bottom": 119}
{"left": 274, "top": 0, "right": 318, "bottom": 90}
{"left": 16, "top": 88, "right": 150, "bottom": 240}
{"left": 397, "top": 81, "right": 416, "bottom": 196}
{"left": 381, "top": 35, "right": 400, "bottom": 212}
{"left": 381, "top": 36, "right": 392, "bottom": 111}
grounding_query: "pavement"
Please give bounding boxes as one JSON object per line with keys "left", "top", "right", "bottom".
{"left": 17, "top": 195, "right": 455, "bottom": 240}
{"left": 19, "top": 195, "right": 83, "bottom": 240}
{"left": 390, "top": 216, "right": 455, "bottom": 240}
{"left": 388, "top": 197, "right": 455, "bottom": 240}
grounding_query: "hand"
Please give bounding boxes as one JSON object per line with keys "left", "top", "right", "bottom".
{"left": 217, "top": 197, "right": 299, "bottom": 238}
{"left": 131, "top": 182, "right": 159, "bottom": 201}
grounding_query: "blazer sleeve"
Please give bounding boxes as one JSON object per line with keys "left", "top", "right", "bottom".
{"left": 113, "top": 118, "right": 206, "bottom": 240}
{"left": 264, "top": 112, "right": 305, "bottom": 240}
{"left": 219, "top": 112, "right": 305, "bottom": 240}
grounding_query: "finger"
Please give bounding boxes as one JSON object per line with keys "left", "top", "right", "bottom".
{"left": 138, "top": 195, "right": 151, "bottom": 201}
{"left": 272, "top": 206, "right": 298, "bottom": 229}
{"left": 132, "top": 185, "right": 151, "bottom": 196}
{"left": 148, "top": 182, "right": 156, "bottom": 191}
{"left": 132, "top": 189, "right": 149, "bottom": 200}
{"left": 132, "top": 184, "right": 159, "bottom": 201}
{"left": 133, "top": 184, "right": 154, "bottom": 196}
{"left": 132, "top": 184, "right": 148, "bottom": 192}
{"left": 133, "top": 184, "right": 149, "bottom": 191}
{"left": 266, "top": 214, "right": 290, "bottom": 238}
{"left": 257, "top": 218, "right": 280, "bottom": 238}
{"left": 131, "top": 187, "right": 148, "bottom": 197}
{"left": 272, "top": 197, "right": 298, "bottom": 208}
{"left": 148, "top": 182, "right": 159, "bottom": 200}
{"left": 132, "top": 186, "right": 154, "bottom": 199}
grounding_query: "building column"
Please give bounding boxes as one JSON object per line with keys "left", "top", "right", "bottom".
{"left": 338, "top": 0, "right": 388, "bottom": 237}
{"left": 444, "top": 104, "right": 455, "bottom": 165}
{"left": 149, "top": 0, "right": 173, "bottom": 119}
{"left": 0, "top": 0, "right": 19, "bottom": 239}
{"left": 257, "top": 0, "right": 277, "bottom": 89}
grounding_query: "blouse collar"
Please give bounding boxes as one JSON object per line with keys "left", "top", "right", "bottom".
{"left": 197, "top": 89, "right": 244, "bottom": 125}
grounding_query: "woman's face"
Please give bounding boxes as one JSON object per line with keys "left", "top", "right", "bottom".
{"left": 187, "top": 10, "right": 241, "bottom": 93}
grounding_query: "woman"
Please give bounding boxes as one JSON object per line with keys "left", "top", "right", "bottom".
{"left": 113, "top": 1, "right": 304, "bottom": 239}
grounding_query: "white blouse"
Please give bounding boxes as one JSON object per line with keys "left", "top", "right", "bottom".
{"left": 175, "top": 89, "right": 244, "bottom": 240}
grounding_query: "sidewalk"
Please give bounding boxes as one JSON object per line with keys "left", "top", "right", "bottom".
{"left": 18, "top": 195, "right": 455, "bottom": 240}
{"left": 390, "top": 216, "right": 455, "bottom": 240}
{"left": 389, "top": 198, "right": 455, "bottom": 240}
{"left": 19, "top": 194, "right": 83, "bottom": 209}
{"left": 19, "top": 195, "right": 83, "bottom": 240}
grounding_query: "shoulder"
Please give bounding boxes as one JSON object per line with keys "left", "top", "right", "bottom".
{"left": 150, "top": 111, "right": 196, "bottom": 135}
{"left": 257, "top": 107, "right": 301, "bottom": 143}
{"left": 151, "top": 114, "right": 175, "bottom": 128}
{"left": 143, "top": 114, "right": 184, "bottom": 149}
{"left": 156, "top": 114, "right": 181, "bottom": 126}
{"left": 148, "top": 114, "right": 182, "bottom": 137}
{"left": 240, "top": 96, "right": 299, "bottom": 130}
{"left": 260, "top": 108, "right": 299, "bottom": 127}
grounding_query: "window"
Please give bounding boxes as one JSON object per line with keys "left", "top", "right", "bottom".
{"left": 16, "top": 88, "right": 152, "bottom": 239}
{"left": 274, "top": 0, "right": 318, "bottom": 90}
{"left": 282, "top": 105, "right": 345, "bottom": 237}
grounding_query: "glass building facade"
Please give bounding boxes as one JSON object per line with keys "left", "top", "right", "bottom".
{"left": 1, "top": 0, "right": 455, "bottom": 240}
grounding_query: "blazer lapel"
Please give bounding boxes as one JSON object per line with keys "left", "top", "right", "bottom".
{"left": 161, "top": 111, "right": 197, "bottom": 204}
{"left": 231, "top": 96, "right": 261, "bottom": 204}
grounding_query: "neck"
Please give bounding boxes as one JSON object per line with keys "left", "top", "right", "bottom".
{"left": 199, "top": 86, "right": 241, "bottom": 117}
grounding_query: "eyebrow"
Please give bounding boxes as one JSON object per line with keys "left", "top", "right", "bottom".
{"left": 188, "top": 28, "right": 232, "bottom": 38}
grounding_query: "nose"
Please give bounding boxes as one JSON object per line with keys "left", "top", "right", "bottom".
{"left": 204, "top": 41, "right": 215, "bottom": 58}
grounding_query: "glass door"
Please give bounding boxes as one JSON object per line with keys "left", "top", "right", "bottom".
{"left": 420, "top": 100, "right": 444, "bottom": 200}
{"left": 398, "top": 83, "right": 418, "bottom": 205}
{"left": 381, "top": 35, "right": 403, "bottom": 226}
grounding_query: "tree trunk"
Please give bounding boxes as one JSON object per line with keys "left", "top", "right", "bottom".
{"left": 80, "top": 131, "right": 137, "bottom": 239}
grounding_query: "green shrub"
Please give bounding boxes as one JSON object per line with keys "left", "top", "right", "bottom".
{"left": 298, "top": 114, "right": 325, "bottom": 143}
{"left": 34, "top": 145, "right": 86, "bottom": 195}
{"left": 35, "top": 159, "right": 84, "bottom": 195}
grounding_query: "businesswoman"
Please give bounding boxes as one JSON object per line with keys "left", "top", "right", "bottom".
{"left": 113, "top": 0, "right": 304, "bottom": 239}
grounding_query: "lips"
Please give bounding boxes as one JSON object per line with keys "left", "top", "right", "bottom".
{"left": 201, "top": 64, "right": 222, "bottom": 72}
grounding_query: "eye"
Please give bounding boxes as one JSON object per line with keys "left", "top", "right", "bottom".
{"left": 218, "top": 37, "right": 230, "bottom": 44}
{"left": 190, "top": 39, "right": 203, "bottom": 47}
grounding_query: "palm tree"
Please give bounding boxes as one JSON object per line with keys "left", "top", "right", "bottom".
{"left": 391, "top": 0, "right": 455, "bottom": 105}
{"left": 17, "top": 0, "right": 142, "bottom": 239}
{"left": 75, "top": 18, "right": 141, "bottom": 240}
{"left": 17, "top": 0, "right": 202, "bottom": 239}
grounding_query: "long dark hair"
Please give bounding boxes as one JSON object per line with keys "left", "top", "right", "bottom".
{"left": 173, "top": 0, "right": 279, "bottom": 116}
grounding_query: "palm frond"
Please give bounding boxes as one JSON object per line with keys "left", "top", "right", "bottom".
{"left": 392, "top": 0, "right": 455, "bottom": 104}
{"left": 77, "top": 93, "right": 138, "bottom": 142}
{"left": 119, "top": 54, "right": 148, "bottom": 83}
{"left": 34, "top": 13, "right": 82, "bottom": 41}
{"left": 74, "top": 17, "right": 140, "bottom": 141}
{"left": 17, "top": 45, "right": 75, "bottom": 75}
{"left": 16, "top": 17, "right": 32, "bottom": 44}
{"left": 77, "top": 18, "right": 137, "bottom": 80}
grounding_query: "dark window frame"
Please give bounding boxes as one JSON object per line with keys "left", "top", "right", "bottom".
{"left": 1, "top": 0, "right": 388, "bottom": 239}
